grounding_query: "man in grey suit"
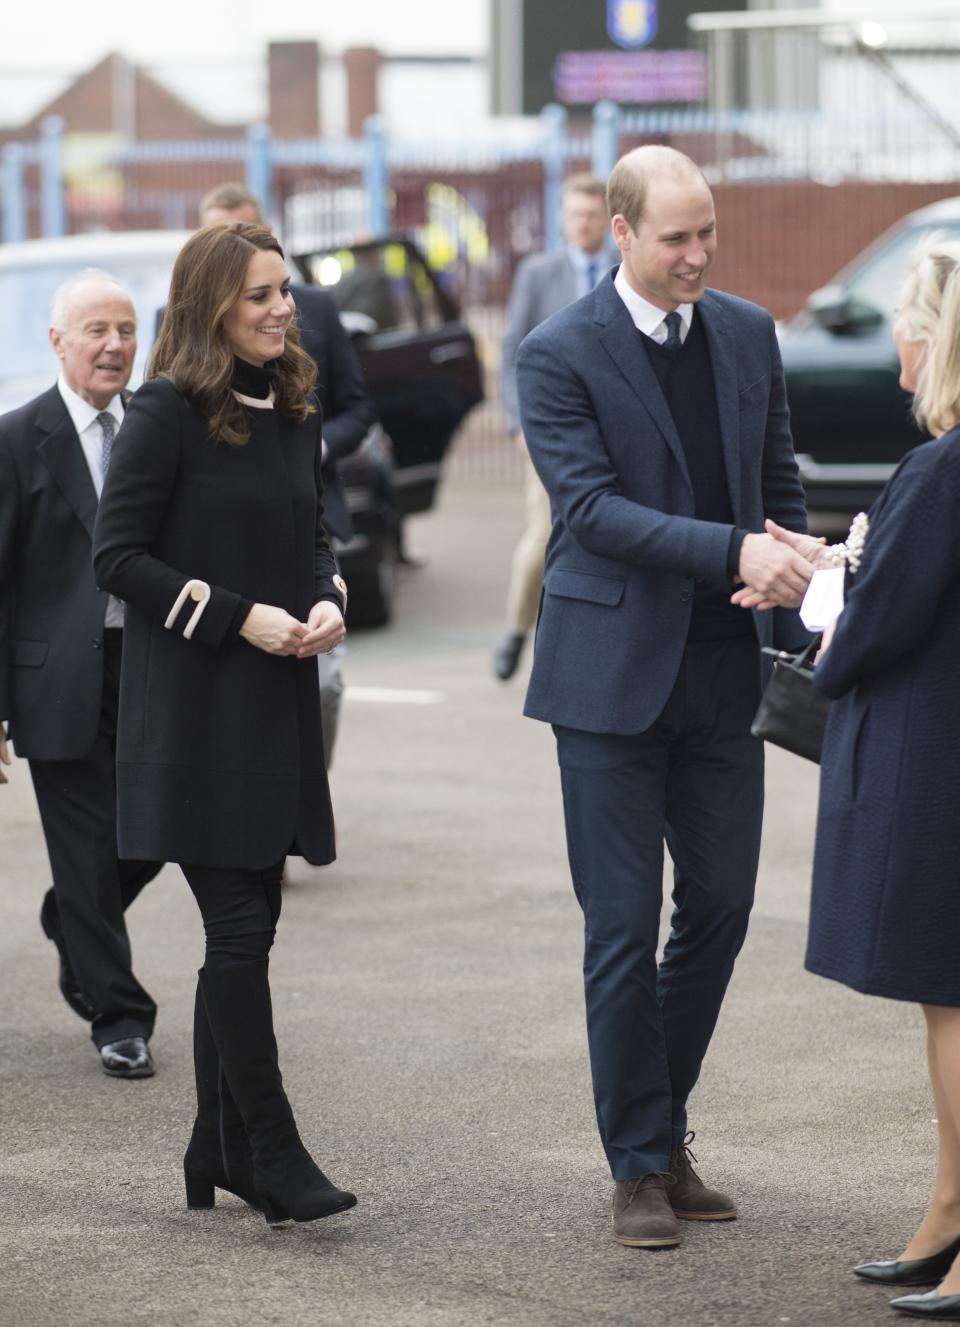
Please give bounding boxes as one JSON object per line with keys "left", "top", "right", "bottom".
{"left": 0, "top": 272, "right": 161, "bottom": 1078}
{"left": 517, "top": 146, "right": 815, "bottom": 1249}
{"left": 493, "top": 175, "right": 612, "bottom": 680}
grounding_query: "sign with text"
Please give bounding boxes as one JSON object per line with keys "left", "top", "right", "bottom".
{"left": 520, "top": 0, "right": 744, "bottom": 113}
{"left": 554, "top": 50, "right": 707, "bottom": 105}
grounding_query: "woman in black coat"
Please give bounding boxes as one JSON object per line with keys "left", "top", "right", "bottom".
{"left": 93, "top": 222, "right": 356, "bottom": 1227}
{"left": 804, "top": 239, "right": 960, "bottom": 1318}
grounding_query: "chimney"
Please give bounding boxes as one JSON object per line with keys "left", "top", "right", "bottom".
{"left": 343, "top": 47, "right": 381, "bottom": 136}
{"left": 268, "top": 41, "right": 321, "bottom": 138}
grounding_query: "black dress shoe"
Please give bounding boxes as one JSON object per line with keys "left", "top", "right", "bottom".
{"left": 890, "top": 1290, "right": 960, "bottom": 1319}
{"left": 40, "top": 909, "right": 98, "bottom": 1022}
{"left": 493, "top": 631, "right": 527, "bottom": 681}
{"left": 855, "top": 1235, "right": 960, "bottom": 1287}
{"left": 100, "top": 1037, "right": 154, "bottom": 1079}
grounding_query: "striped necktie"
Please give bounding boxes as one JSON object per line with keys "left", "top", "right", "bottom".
{"left": 98, "top": 411, "right": 116, "bottom": 479}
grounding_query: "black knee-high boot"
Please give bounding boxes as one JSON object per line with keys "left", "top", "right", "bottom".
{"left": 198, "top": 958, "right": 356, "bottom": 1226}
{"left": 183, "top": 981, "right": 261, "bottom": 1210}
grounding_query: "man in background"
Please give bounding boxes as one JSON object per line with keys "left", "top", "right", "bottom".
{"left": 198, "top": 184, "right": 377, "bottom": 768}
{"left": 493, "top": 174, "right": 612, "bottom": 681}
{"left": 0, "top": 271, "right": 161, "bottom": 1077}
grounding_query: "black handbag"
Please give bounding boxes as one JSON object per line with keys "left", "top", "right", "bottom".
{"left": 751, "top": 636, "right": 830, "bottom": 764}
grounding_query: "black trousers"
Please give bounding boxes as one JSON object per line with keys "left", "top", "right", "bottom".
{"left": 554, "top": 635, "right": 764, "bottom": 1181}
{"left": 29, "top": 631, "right": 161, "bottom": 1048}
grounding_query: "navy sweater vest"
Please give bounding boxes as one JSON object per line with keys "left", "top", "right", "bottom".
{"left": 642, "top": 312, "right": 752, "bottom": 642}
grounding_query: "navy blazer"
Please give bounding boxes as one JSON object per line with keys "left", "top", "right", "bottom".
{"left": 516, "top": 272, "right": 808, "bottom": 735}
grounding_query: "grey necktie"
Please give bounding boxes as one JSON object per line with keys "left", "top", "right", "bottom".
{"left": 585, "top": 260, "right": 598, "bottom": 293}
{"left": 98, "top": 411, "right": 116, "bottom": 480}
{"left": 662, "top": 311, "right": 683, "bottom": 352}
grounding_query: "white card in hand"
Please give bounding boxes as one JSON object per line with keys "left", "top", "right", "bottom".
{"left": 800, "top": 567, "right": 845, "bottom": 632}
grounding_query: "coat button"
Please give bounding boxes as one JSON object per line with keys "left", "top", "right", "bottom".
{"left": 92, "top": 639, "right": 102, "bottom": 649}
{"left": 680, "top": 591, "right": 692, "bottom": 603}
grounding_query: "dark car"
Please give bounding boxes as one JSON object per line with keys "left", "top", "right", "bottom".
{"left": 292, "top": 237, "right": 484, "bottom": 622}
{"left": 779, "top": 196, "right": 960, "bottom": 511}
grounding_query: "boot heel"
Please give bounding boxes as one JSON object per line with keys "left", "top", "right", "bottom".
{"left": 184, "top": 1171, "right": 215, "bottom": 1209}
{"left": 261, "top": 1197, "right": 291, "bottom": 1227}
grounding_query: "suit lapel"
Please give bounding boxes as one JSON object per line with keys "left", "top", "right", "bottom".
{"left": 597, "top": 295, "right": 691, "bottom": 490}
{"left": 35, "top": 387, "right": 98, "bottom": 540}
{"left": 698, "top": 293, "right": 743, "bottom": 520}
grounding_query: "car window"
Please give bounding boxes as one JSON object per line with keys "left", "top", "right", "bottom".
{"left": 0, "top": 253, "right": 175, "bottom": 387}
{"left": 845, "top": 222, "right": 960, "bottom": 318}
{"left": 306, "top": 244, "right": 447, "bottom": 334}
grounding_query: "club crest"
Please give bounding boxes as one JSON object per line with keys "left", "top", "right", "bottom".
{"left": 608, "top": 0, "right": 658, "bottom": 49}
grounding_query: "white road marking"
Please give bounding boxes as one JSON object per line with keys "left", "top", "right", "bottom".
{"left": 344, "top": 686, "right": 445, "bottom": 705}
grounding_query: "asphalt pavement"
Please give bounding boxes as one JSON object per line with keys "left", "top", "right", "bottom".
{"left": 0, "top": 473, "right": 931, "bottom": 1327}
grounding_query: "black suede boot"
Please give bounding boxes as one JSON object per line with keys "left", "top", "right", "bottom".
{"left": 183, "top": 980, "right": 261, "bottom": 1210}
{"left": 198, "top": 959, "right": 356, "bottom": 1227}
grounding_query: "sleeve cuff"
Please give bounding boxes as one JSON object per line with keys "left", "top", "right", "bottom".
{"left": 727, "top": 527, "right": 750, "bottom": 581}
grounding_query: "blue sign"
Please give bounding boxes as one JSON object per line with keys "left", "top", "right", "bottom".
{"left": 607, "top": 0, "right": 658, "bottom": 50}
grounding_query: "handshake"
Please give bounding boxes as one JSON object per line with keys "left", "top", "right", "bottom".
{"left": 732, "top": 520, "right": 834, "bottom": 612}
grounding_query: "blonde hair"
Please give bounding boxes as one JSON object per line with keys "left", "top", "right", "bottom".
{"left": 901, "top": 236, "right": 960, "bottom": 437}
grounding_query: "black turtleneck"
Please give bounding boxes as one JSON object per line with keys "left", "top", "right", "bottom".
{"left": 231, "top": 356, "right": 274, "bottom": 399}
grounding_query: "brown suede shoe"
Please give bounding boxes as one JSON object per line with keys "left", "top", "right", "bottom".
{"left": 612, "top": 1174, "right": 682, "bottom": 1248}
{"left": 668, "top": 1132, "right": 737, "bottom": 1221}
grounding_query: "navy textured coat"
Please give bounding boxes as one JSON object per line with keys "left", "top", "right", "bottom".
{"left": 516, "top": 274, "right": 808, "bottom": 736}
{"left": 808, "top": 426, "right": 960, "bottom": 1005}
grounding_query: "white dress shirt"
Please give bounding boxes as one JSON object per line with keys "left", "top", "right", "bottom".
{"left": 613, "top": 265, "right": 694, "bottom": 345}
{"left": 57, "top": 375, "right": 125, "bottom": 628}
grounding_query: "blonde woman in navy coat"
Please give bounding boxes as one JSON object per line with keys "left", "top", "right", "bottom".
{"left": 93, "top": 223, "right": 356, "bottom": 1228}
{"left": 803, "top": 239, "right": 960, "bottom": 1320}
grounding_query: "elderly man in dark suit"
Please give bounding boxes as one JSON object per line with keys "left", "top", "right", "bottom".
{"left": 198, "top": 184, "right": 376, "bottom": 768}
{"left": 493, "top": 174, "right": 613, "bottom": 680}
{"left": 0, "top": 270, "right": 161, "bottom": 1077}
{"left": 516, "top": 146, "right": 814, "bottom": 1249}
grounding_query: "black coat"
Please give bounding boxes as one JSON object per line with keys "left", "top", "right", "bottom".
{"left": 0, "top": 386, "right": 115, "bottom": 760}
{"left": 92, "top": 377, "right": 343, "bottom": 870}
{"left": 807, "top": 428, "right": 960, "bottom": 1005}
{"left": 293, "top": 284, "right": 376, "bottom": 543}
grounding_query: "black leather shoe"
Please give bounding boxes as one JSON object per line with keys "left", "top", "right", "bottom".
{"left": 493, "top": 631, "right": 526, "bottom": 681}
{"left": 100, "top": 1037, "right": 154, "bottom": 1078}
{"left": 855, "top": 1236, "right": 960, "bottom": 1287}
{"left": 40, "top": 908, "right": 97, "bottom": 1022}
{"left": 890, "top": 1290, "right": 960, "bottom": 1318}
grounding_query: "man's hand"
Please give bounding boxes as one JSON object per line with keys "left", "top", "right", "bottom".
{"left": 514, "top": 428, "right": 527, "bottom": 455}
{"left": 732, "top": 532, "right": 815, "bottom": 610}
{"left": 240, "top": 604, "right": 309, "bottom": 656}
{"left": 296, "top": 601, "right": 346, "bottom": 659}
{"left": 764, "top": 519, "right": 831, "bottom": 566}
{"left": 0, "top": 723, "right": 10, "bottom": 785}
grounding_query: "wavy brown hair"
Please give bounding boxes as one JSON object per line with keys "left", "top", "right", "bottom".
{"left": 148, "top": 223, "right": 317, "bottom": 446}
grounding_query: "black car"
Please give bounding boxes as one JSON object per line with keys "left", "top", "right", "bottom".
{"left": 293, "top": 237, "right": 485, "bottom": 624}
{"left": 779, "top": 196, "right": 960, "bottom": 511}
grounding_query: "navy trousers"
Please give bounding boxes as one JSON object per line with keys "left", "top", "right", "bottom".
{"left": 554, "top": 635, "right": 764, "bottom": 1181}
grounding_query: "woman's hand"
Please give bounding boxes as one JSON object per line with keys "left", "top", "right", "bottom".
{"left": 296, "top": 601, "right": 346, "bottom": 658}
{"left": 240, "top": 603, "right": 309, "bottom": 656}
{"left": 0, "top": 724, "right": 10, "bottom": 785}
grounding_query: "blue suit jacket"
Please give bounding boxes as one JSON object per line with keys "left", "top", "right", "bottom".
{"left": 516, "top": 272, "right": 809, "bottom": 735}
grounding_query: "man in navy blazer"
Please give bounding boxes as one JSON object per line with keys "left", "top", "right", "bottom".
{"left": 516, "top": 145, "right": 813, "bottom": 1249}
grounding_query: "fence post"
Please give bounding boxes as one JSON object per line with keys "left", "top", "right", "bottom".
{"left": 2, "top": 142, "right": 27, "bottom": 244}
{"left": 40, "top": 116, "right": 66, "bottom": 239}
{"left": 592, "top": 100, "right": 621, "bottom": 181}
{"left": 246, "top": 123, "right": 272, "bottom": 214}
{"left": 541, "top": 103, "right": 567, "bottom": 251}
{"left": 363, "top": 115, "right": 389, "bottom": 237}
